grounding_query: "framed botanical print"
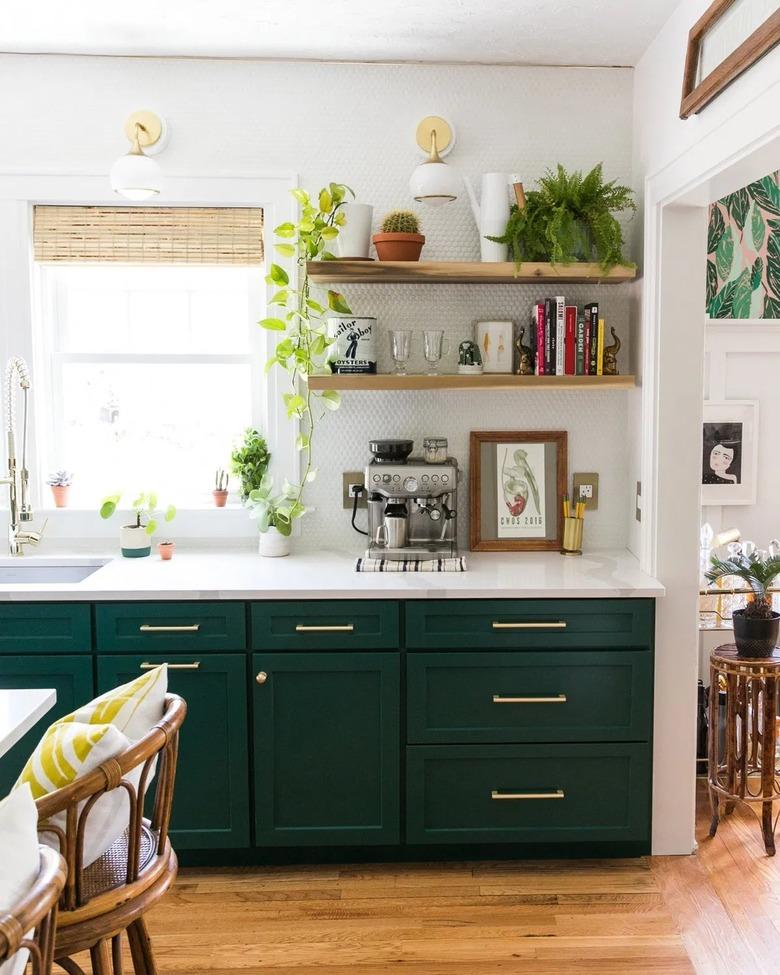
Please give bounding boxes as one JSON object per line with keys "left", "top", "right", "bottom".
{"left": 470, "top": 430, "right": 567, "bottom": 551}
{"left": 701, "top": 400, "right": 759, "bottom": 505}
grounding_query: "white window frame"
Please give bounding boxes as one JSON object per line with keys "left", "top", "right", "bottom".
{"left": 0, "top": 173, "right": 298, "bottom": 539}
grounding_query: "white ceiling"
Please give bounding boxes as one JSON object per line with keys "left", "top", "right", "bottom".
{"left": 0, "top": 0, "right": 679, "bottom": 66}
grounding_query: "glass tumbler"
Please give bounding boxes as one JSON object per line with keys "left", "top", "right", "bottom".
{"left": 423, "top": 329, "right": 449, "bottom": 375}
{"left": 389, "top": 329, "right": 412, "bottom": 375}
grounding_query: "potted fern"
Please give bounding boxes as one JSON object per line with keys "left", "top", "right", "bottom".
{"left": 487, "top": 163, "right": 635, "bottom": 270}
{"left": 707, "top": 549, "right": 780, "bottom": 657}
{"left": 373, "top": 210, "right": 425, "bottom": 261}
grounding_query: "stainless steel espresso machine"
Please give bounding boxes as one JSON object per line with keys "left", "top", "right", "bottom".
{"left": 364, "top": 439, "right": 458, "bottom": 561}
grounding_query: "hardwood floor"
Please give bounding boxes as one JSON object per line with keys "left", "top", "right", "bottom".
{"left": 77, "top": 781, "right": 780, "bottom": 974}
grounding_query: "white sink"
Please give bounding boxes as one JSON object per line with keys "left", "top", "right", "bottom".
{"left": 0, "top": 558, "right": 107, "bottom": 584}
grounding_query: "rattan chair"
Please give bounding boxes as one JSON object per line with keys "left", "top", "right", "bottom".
{"left": 35, "top": 694, "right": 186, "bottom": 975}
{"left": 0, "top": 846, "right": 66, "bottom": 975}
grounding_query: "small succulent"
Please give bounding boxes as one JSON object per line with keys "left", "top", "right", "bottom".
{"left": 215, "top": 468, "right": 229, "bottom": 491}
{"left": 47, "top": 470, "right": 73, "bottom": 487}
{"left": 381, "top": 210, "right": 421, "bottom": 235}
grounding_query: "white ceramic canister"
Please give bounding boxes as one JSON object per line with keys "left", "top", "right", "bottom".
{"left": 120, "top": 524, "right": 151, "bottom": 558}
{"left": 258, "top": 526, "right": 291, "bottom": 558}
{"left": 327, "top": 316, "right": 377, "bottom": 374}
{"left": 333, "top": 203, "right": 374, "bottom": 259}
{"left": 476, "top": 321, "right": 514, "bottom": 374}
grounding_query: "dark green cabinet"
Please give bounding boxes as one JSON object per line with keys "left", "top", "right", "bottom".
{"left": 252, "top": 652, "right": 400, "bottom": 846}
{"left": 95, "top": 602, "right": 246, "bottom": 652}
{"left": 0, "top": 655, "right": 94, "bottom": 795}
{"left": 97, "top": 653, "right": 250, "bottom": 849}
{"left": 251, "top": 600, "right": 400, "bottom": 650}
{"left": 0, "top": 603, "right": 91, "bottom": 654}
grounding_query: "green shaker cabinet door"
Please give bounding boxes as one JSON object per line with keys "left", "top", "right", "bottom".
{"left": 0, "top": 656, "right": 94, "bottom": 795}
{"left": 253, "top": 652, "right": 400, "bottom": 846}
{"left": 97, "top": 653, "right": 250, "bottom": 849}
{"left": 0, "top": 603, "right": 91, "bottom": 654}
{"left": 95, "top": 602, "right": 246, "bottom": 652}
{"left": 251, "top": 601, "right": 400, "bottom": 650}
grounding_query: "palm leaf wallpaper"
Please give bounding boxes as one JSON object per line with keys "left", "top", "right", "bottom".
{"left": 706, "top": 170, "right": 780, "bottom": 319}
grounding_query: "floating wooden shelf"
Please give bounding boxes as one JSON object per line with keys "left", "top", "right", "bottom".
{"left": 307, "top": 260, "right": 637, "bottom": 285}
{"left": 308, "top": 374, "right": 636, "bottom": 391}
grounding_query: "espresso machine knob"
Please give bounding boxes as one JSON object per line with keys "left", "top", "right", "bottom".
{"left": 403, "top": 476, "right": 418, "bottom": 492}
{"left": 428, "top": 507, "right": 442, "bottom": 521}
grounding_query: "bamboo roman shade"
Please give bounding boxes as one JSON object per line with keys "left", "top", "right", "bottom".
{"left": 33, "top": 206, "right": 264, "bottom": 265}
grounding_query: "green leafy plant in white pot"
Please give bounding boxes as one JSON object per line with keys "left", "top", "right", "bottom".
{"left": 257, "top": 181, "right": 353, "bottom": 555}
{"left": 100, "top": 490, "right": 176, "bottom": 558}
{"left": 244, "top": 474, "right": 301, "bottom": 557}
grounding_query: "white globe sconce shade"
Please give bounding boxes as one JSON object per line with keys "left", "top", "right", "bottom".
{"left": 110, "top": 110, "right": 167, "bottom": 200}
{"left": 410, "top": 115, "right": 459, "bottom": 206}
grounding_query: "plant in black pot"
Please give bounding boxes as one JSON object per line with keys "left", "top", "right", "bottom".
{"left": 706, "top": 550, "right": 780, "bottom": 658}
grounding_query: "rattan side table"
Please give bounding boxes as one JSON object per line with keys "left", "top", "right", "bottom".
{"left": 708, "top": 644, "right": 780, "bottom": 855}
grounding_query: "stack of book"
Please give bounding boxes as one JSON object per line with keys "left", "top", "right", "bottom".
{"left": 531, "top": 297, "right": 608, "bottom": 376}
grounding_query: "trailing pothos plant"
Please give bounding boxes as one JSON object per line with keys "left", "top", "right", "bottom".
{"left": 258, "top": 182, "right": 353, "bottom": 534}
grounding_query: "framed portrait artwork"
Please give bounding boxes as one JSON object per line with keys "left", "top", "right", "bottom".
{"left": 701, "top": 400, "right": 759, "bottom": 505}
{"left": 469, "top": 431, "right": 567, "bottom": 551}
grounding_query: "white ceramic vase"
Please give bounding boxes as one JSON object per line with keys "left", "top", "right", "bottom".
{"left": 120, "top": 524, "right": 151, "bottom": 558}
{"left": 258, "top": 527, "right": 291, "bottom": 558}
{"left": 334, "top": 203, "right": 374, "bottom": 259}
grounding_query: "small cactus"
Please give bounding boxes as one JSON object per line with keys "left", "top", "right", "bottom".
{"left": 381, "top": 210, "right": 421, "bottom": 235}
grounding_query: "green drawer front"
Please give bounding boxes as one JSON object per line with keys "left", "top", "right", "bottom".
{"left": 251, "top": 600, "right": 400, "bottom": 650}
{"left": 405, "top": 599, "right": 654, "bottom": 650}
{"left": 406, "top": 743, "right": 651, "bottom": 845}
{"left": 0, "top": 603, "right": 91, "bottom": 654}
{"left": 95, "top": 601, "right": 246, "bottom": 652}
{"left": 0, "top": 656, "right": 94, "bottom": 795}
{"left": 97, "top": 653, "right": 250, "bottom": 849}
{"left": 407, "top": 651, "right": 652, "bottom": 744}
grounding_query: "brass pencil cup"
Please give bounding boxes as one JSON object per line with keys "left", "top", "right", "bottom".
{"left": 561, "top": 517, "right": 584, "bottom": 556}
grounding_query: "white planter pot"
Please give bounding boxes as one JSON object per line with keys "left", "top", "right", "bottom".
{"left": 334, "top": 203, "right": 374, "bottom": 259}
{"left": 258, "top": 527, "right": 291, "bottom": 558}
{"left": 120, "top": 524, "right": 151, "bottom": 558}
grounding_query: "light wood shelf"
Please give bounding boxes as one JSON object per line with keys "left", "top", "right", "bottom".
{"left": 307, "top": 260, "right": 637, "bottom": 285}
{"left": 308, "top": 374, "right": 636, "bottom": 391}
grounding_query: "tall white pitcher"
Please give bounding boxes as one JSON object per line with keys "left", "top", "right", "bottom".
{"left": 464, "top": 173, "right": 512, "bottom": 262}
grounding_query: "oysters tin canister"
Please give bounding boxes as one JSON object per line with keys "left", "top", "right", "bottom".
{"left": 327, "top": 316, "right": 377, "bottom": 374}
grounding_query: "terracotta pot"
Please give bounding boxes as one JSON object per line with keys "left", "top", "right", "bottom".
{"left": 50, "top": 485, "right": 70, "bottom": 508}
{"left": 372, "top": 233, "right": 425, "bottom": 262}
{"left": 158, "top": 541, "right": 175, "bottom": 561}
{"left": 212, "top": 489, "right": 229, "bottom": 508}
{"left": 732, "top": 609, "right": 780, "bottom": 658}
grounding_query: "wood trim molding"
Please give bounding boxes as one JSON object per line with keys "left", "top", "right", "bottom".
{"left": 680, "top": 1, "right": 780, "bottom": 118}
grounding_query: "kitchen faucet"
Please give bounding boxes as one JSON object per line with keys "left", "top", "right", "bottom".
{"left": 1, "top": 357, "right": 45, "bottom": 555}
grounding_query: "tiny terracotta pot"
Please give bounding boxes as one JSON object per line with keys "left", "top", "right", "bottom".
{"left": 158, "top": 541, "right": 175, "bottom": 561}
{"left": 50, "top": 485, "right": 70, "bottom": 508}
{"left": 212, "top": 489, "right": 229, "bottom": 508}
{"left": 372, "top": 233, "right": 425, "bottom": 262}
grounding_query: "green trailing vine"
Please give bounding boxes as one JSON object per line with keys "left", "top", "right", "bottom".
{"left": 258, "top": 182, "right": 353, "bottom": 534}
{"left": 488, "top": 163, "right": 635, "bottom": 270}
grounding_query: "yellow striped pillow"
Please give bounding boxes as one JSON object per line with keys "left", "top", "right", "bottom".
{"left": 60, "top": 663, "right": 168, "bottom": 740}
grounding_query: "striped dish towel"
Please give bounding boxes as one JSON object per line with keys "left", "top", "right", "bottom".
{"left": 355, "top": 557, "right": 467, "bottom": 572}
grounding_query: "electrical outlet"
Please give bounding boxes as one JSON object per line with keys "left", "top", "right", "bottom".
{"left": 342, "top": 471, "right": 366, "bottom": 509}
{"left": 572, "top": 472, "right": 599, "bottom": 510}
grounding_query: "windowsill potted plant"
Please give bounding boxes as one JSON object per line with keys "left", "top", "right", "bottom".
{"left": 372, "top": 210, "right": 425, "bottom": 261}
{"left": 47, "top": 470, "right": 73, "bottom": 508}
{"left": 100, "top": 491, "right": 176, "bottom": 558}
{"left": 244, "top": 475, "right": 300, "bottom": 558}
{"left": 213, "top": 468, "right": 229, "bottom": 507}
{"left": 707, "top": 547, "right": 780, "bottom": 657}
{"left": 230, "top": 429, "right": 271, "bottom": 502}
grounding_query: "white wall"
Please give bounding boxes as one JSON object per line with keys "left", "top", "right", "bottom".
{"left": 0, "top": 54, "right": 636, "bottom": 550}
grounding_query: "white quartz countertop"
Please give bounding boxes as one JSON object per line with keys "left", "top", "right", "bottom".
{"left": 0, "top": 549, "right": 664, "bottom": 601}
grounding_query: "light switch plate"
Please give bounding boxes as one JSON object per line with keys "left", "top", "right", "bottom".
{"left": 572, "top": 472, "right": 599, "bottom": 510}
{"left": 342, "top": 471, "right": 366, "bottom": 509}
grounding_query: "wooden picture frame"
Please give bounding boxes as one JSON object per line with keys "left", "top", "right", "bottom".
{"left": 469, "top": 430, "right": 567, "bottom": 552}
{"left": 680, "top": 0, "right": 780, "bottom": 118}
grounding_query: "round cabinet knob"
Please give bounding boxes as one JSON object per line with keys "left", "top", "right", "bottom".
{"left": 256, "top": 671, "right": 268, "bottom": 685}
{"left": 403, "top": 476, "right": 418, "bottom": 492}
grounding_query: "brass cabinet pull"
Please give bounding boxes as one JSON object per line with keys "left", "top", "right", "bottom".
{"left": 256, "top": 671, "right": 268, "bottom": 685}
{"left": 139, "top": 623, "right": 201, "bottom": 633}
{"left": 140, "top": 661, "right": 200, "bottom": 670}
{"left": 491, "top": 621, "right": 567, "bottom": 630}
{"left": 294, "top": 624, "right": 354, "bottom": 633}
{"left": 492, "top": 694, "right": 567, "bottom": 704}
{"left": 491, "top": 789, "right": 565, "bottom": 801}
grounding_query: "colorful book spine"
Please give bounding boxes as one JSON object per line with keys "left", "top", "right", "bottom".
{"left": 596, "top": 318, "right": 605, "bottom": 376}
{"left": 583, "top": 315, "right": 592, "bottom": 376}
{"left": 535, "top": 303, "right": 545, "bottom": 375}
{"left": 587, "top": 301, "right": 599, "bottom": 375}
{"left": 564, "top": 305, "right": 576, "bottom": 375}
{"left": 575, "top": 316, "right": 586, "bottom": 375}
{"left": 555, "top": 296, "right": 565, "bottom": 376}
{"left": 544, "top": 298, "right": 554, "bottom": 376}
